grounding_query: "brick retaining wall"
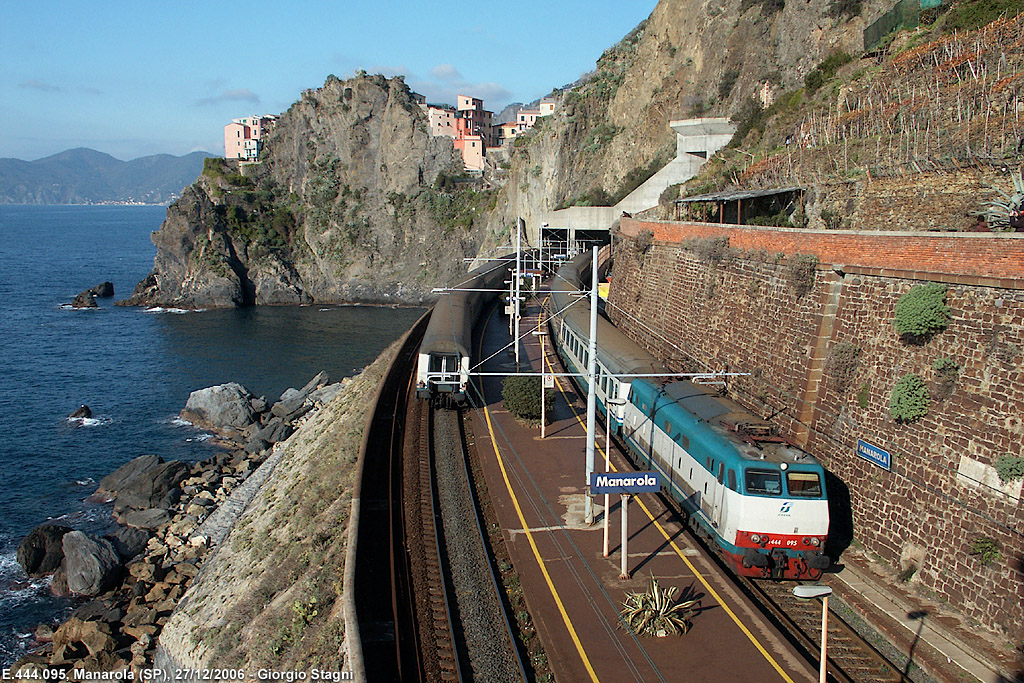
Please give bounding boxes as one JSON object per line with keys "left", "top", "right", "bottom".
{"left": 609, "top": 221, "right": 1024, "bottom": 638}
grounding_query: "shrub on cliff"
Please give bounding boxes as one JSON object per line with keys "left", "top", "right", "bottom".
{"left": 893, "top": 283, "right": 950, "bottom": 342}
{"left": 825, "top": 342, "right": 861, "bottom": 392}
{"left": 502, "top": 376, "right": 554, "bottom": 422}
{"left": 890, "top": 374, "right": 929, "bottom": 423}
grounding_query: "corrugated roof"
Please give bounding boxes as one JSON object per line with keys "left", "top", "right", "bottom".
{"left": 675, "top": 186, "right": 803, "bottom": 203}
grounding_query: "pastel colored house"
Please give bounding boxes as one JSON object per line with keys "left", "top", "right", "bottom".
{"left": 223, "top": 114, "right": 278, "bottom": 160}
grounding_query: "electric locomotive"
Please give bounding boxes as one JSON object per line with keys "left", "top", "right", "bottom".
{"left": 549, "top": 251, "right": 831, "bottom": 579}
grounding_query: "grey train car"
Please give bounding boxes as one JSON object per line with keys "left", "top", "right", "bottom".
{"left": 416, "top": 256, "right": 514, "bottom": 404}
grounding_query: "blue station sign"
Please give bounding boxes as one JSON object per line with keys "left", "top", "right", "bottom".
{"left": 856, "top": 439, "right": 891, "bottom": 471}
{"left": 590, "top": 471, "right": 661, "bottom": 494}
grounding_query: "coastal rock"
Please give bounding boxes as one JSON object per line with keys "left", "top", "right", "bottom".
{"left": 89, "top": 282, "right": 114, "bottom": 297}
{"left": 51, "top": 565, "right": 70, "bottom": 596}
{"left": 112, "top": 460, "right": 189, "bottom": 512}
{"left": 72, "top": 291, "right": 98, "bottom": 308}
{"left": 121, "top": 508, "right": 171, "bottom": 531}
{"left": 250, "top": 396, "right": 268, "bottom": 413}
{"left": 106, "top": 526, "right": 152, "bottom": 560}
{"left": 69, "top": 405, "right": 92, "bottom": 420}
{"left": 52, "top": 617, "right": 117, "bottom": 658}
{"left": 181, "top": 382, "right": 256, "bottom": 430}
{"left": 309, "top": 382, "right": 344, "bottom": 406}
{"left": 270, "top": 395, "right": 311, "bottom": 422}
{"left": 61, "top": 531, "right": 122, "bottom": 596}
{"left": 17, "top": 523, "right": 72, "bottom": 576}
{"left": 245, "top": 437, "right": 270, "bottom": 454}
{"left": 256, "top": 419, "right": 292, "bottom": 444}
{"left": 92, "top": 454, "right": 162, "bottom": 503}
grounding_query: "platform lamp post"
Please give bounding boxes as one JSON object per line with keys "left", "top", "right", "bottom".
{"left": 603, "top": 398, "right": 627, "bottom": 558}
{"left": 532, "top": 329, "right": 550, "bottom": 439}
{"left": 793, "top": 584, "right": 833, "bottom": 683}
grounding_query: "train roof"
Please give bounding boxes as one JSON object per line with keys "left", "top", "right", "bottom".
{"left": 420, "top": 256, "right": 513, "bottom": 357}
{"left": 633, "top": 379, "right": 822, "bottom": 469}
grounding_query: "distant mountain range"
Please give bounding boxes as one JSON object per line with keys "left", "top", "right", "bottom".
{"left": 0, "top": 148, "right": 215, "bottom": 205}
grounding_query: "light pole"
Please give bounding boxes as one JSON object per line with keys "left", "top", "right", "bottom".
{"left": 793, "top": 584, "right": 833, "bottom": 683}
{"left": 603, "top": 398, "right": 627, "bottom": 558}
{"left": 533, "top": 329, "right": 550, "bottom": 439}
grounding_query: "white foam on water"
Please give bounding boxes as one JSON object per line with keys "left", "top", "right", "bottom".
{"left": 185, "top": 433, "right": 213, "bottom": 443}
{"left": 75, "top": 477, "right": 96, "bottom": 487}
{"left": 67, "top": 416, "right": 112, "bottom": 427}
{"left": 144, "top": 307, "right": 203, "bottom": 314}
{"left": 170, "top": 417, "right": 193, "bottom": 427}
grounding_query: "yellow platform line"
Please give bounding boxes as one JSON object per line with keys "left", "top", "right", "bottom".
{"left": 477, "top": 310, "right": 601, "bottom": 683}
{"left": 538, "top": 296, "right": 796, "bottom": 683}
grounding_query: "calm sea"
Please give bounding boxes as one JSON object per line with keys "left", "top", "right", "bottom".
{"left": 0, "top": 205, "right": 424, "bottom": 667}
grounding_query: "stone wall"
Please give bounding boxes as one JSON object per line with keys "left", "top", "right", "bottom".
{"left": 609, "top": 218, "right": 1024, "bottom": 637}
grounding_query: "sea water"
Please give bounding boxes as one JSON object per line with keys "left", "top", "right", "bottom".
{"left": 0, "top": 205, "right": 424, "bottom": 667}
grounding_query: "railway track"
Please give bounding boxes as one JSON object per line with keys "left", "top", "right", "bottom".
{"left": 741, "top": 577, "right": 906, "bottom": 683}
{"left": 354, "top": 312, "right": 525, "bottom": 682}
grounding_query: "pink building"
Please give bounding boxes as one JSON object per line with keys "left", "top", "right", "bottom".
{"left": 453, "top": 135, "right": 485, "bottom": 171}
{"left": 223, "top": 114, "right": 277, "bottom": 160}
{"left": 425, "top": 105, "right": 456, "bottom": 138}
{"left": 516, "top": 108, "right": 540, "bottom": 130}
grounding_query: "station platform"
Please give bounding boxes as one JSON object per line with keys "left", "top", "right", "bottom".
{"left": 465, "top": 291, "right": 818, "bottom": 683}
{"left": 465, "top": 285, "right": 1017, "bottom": 683}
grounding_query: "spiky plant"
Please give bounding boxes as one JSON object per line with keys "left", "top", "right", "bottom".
{"left": 619, "top": 577, "right": 700, "bottom": 637}
{"left": 982, "top": 167, "right": 1024, "bottom": 231}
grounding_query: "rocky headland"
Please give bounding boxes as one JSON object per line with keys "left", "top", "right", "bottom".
{"left": 7, "top": 361, "right": 374, "bottom": 677}
{"left": 120, "top": 73, "right": 492, "bottom": 310}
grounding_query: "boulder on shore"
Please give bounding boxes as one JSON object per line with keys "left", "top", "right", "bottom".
{"left": 181, "top": 382, "right": 256, "bottom": 430}
{"left": 17, "top": 524, "right": 72, "bottom": 576}
{"left": 61, "top": 531, "right": 122, "bottom": 596}
{"left": 92, "top": 454, "right": 189, "bottom": 511}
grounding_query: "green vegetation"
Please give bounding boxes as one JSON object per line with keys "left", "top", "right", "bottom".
{"left": 502, "top": 375, "right": 554, "bottom": 422}
{"left": 890, "top": 374, "right": 930, "bottom": 423}
{"left": 424, "top": 178, "right": 495, "bottom": 232}
{"left": 619, "top": 577, "right": 700, "bottom": 637}
{"left": 968, "top": 536, "right": 1002, "bottom": 566}
{"left": 685, "top": 236, "right": 732, "bottom": 265}
{"left": 856, "top": 383, "right": 871, "bottom": 409}
{"left": 804, "top": 51, "right": 854, "bottom": 95}
{"left": 994, "top": 455, "right": 1024, "bottom": 484}
{"left": 893, "top": 283, "right": 951, "bottom": 342}
{"left": 785, "top": 253, "right": 818, "bottom": 298}
{"left": 826, "top": 342, "right": 862, "bottom": 392}
{"left": 719, "top": 69, "right": 741, "bottom": 100}
{"left": 931, "top": 357, "right": 960, "bottom": 400}
{"left": 942, "top": 0, "right": 1024, "bottom": 33}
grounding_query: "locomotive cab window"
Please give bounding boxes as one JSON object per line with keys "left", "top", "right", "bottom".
{"left": 786, "top": 471, "right": 823, "bottom": 497}
{"left": 727, "top": 469, "right": 737, "bottom": 491}
{"left": 745, "top": 469, "right": 782, "bottom": 496}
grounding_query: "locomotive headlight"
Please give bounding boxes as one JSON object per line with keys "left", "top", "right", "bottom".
{"left": 810, "top": 537, "right": 821, "bottom": 547}
{"left": 749, "top": 534, "right": 761, "bottom": 544}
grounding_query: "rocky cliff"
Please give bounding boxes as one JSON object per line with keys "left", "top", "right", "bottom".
{"left": 123, "top": 74, "right": 495, "bottom": 308}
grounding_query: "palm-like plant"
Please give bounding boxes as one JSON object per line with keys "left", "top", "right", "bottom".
{"left": 982, "top": 167, "right": 1024, "bottom": 231}
{"left": 619, "top": 577, "right": 700, "bottom": 637}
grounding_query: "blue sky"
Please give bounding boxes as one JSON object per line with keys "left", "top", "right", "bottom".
{"left": 1, "top": 1, "right": 657, "bottom": 161}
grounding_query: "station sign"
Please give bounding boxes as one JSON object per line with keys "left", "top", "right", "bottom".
{"left": 856, "top": 439, "right": 891, "bottom": 471}
{"left": 590, "top": 471, "right": 660, "bottom": 494}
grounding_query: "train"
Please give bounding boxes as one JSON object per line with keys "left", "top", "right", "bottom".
{"left": 549, "top": 251, "right": 831, "bottom": 580}
{"left": 416, "top": 256, "right": 515, "bottom": 405}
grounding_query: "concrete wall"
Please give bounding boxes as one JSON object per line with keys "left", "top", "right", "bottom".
{"left": 610, "top": 218, "right": 1024, "bottom": 638}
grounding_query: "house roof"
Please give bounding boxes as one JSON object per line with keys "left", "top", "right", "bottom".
{"left": 674, "top": 186, "right": 803, "bottom": 203}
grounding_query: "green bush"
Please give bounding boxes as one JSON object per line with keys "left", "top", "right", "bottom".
{"left": 931, "top": 356, "right": 960, "bottom": 400}
{"left": 856, "top": 383, "right": 870, "bottom": 409}
{"left": 785, "top": 253, "right": 818, "bottom": 298}
{"left": 502, "top": 375, "right": 554, "bottom": 421}
{"left": 890, "top": 374, "right": 929, "bottom": 423}
{"left": 893, "top": 283, "right": 951, "bottom": 342}
{"left": 994, "top": 455, "right": 1024, "bottom": 484}
{"left": 826, "top": 342, "right": 861, "bottom": 392}
{"left": 969, "top": 536, "right": 1001, "bottom": 566}
{"left": 804, "top": 51, "right": 853, "bottom": 96}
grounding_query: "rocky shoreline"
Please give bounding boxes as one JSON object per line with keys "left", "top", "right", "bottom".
{"left": 8, "top": 371, "right": 347, "bottom": 677}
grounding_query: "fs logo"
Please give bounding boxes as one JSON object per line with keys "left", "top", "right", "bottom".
{"left": 779, "top": 501, "right": 793, "bottom": 514}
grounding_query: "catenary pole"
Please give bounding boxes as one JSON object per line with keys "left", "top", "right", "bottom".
{"left": 514, "top": 218, "right": 522, "bottom": 367}
{"left": 584, "top": 245, "right": 598, "bottom": 525}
